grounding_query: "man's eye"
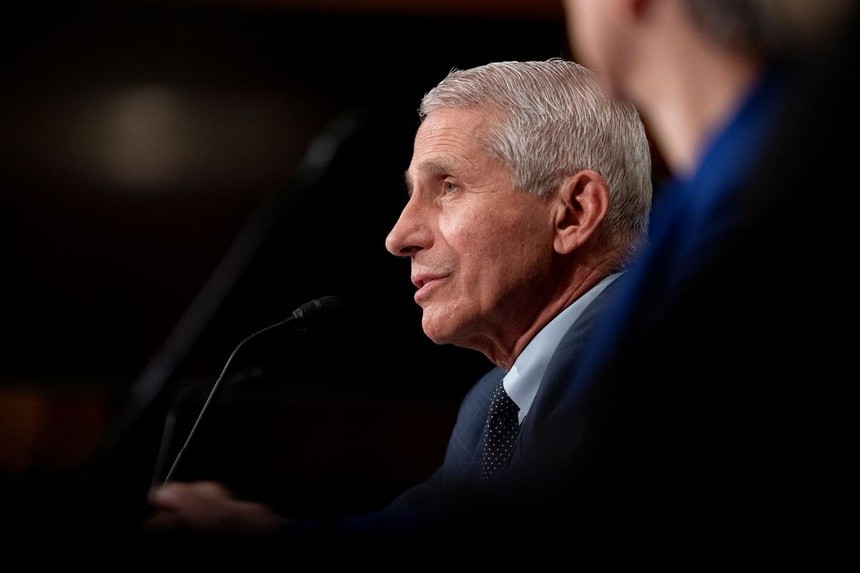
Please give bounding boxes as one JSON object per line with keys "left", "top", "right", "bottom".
{"left": 443, "top": 181, "right": 457, "bottom": 194}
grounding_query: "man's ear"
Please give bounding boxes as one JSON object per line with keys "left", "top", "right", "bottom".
{"left": 553, "top": 169, "right": 610, "bottom": 255}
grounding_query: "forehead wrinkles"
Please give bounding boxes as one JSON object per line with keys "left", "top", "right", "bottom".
{"left": 405, "top": 107, "right": 502, "bottom": 195}
{"left": 405, "top": 134, "right": 471, "bottom": 196}
{"left": 419, "top": 116, "right": 480, "bottom": 157}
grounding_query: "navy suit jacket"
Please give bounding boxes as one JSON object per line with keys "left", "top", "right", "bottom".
{"left": 404, "top": 271, "right": 626, "bottom": 492}
{"left": 281, "top": 274, "right": 629, "bottom": 541}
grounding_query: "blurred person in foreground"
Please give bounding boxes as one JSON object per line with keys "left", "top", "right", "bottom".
{"left": 537, "top": 0, "right": 859, "bottom": 552}
{"left": 142, "top": 58, "right": 653, "bottom": 544}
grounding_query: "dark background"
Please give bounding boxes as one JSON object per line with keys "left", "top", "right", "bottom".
{"left": 0, "top": 0, "right": 574, "bottom": 533}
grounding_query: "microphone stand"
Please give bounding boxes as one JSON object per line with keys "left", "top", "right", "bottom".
{"left": 151, "top": 319, "right": 288, "bottom": 486}
{"left": 149, "top": 296, "right": 343, "bottom": 486}
{"left": 93, "top": 110, "right": 366, "bottom": 461}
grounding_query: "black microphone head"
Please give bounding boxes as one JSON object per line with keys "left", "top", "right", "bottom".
{"left": 289, "top": 295, "right": 345, "bottom": 329}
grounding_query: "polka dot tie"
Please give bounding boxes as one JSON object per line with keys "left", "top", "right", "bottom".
{"left": 480, "top": 380, "right": 520, "bottom": 480}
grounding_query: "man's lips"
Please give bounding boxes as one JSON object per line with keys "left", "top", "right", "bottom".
{"left": 411, "top": 272, "right": 448, "bottom": 289}
{"left": 411, "top": 272, "right": 450, "bottom": 303}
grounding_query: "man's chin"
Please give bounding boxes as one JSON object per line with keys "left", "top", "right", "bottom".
{"left": 421, "top": 315, "right": 456, "bottom": 347}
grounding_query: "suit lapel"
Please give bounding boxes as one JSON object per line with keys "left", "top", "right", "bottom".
{"left": 514, "top": 276, "right": 629, "bottom": 451}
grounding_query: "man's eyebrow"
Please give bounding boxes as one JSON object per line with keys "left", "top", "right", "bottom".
{"left": 418, "top": 159, "right": 451, "bottom": 176}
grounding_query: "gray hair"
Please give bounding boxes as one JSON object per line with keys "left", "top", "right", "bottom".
{"left": 419, "top": 58, "right": 652, "bottom": 266}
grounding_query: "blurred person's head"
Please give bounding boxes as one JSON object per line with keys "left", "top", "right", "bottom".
{"left": 561, "top": 0, "right": 860, "bottom": 175}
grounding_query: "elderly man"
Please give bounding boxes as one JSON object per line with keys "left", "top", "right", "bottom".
{"left": 143, "top": 58, "right": 653, "bottom": 543}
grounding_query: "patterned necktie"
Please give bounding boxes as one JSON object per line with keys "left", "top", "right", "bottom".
{"left": 480, "top": 379, "right": 521, "bottom": 480}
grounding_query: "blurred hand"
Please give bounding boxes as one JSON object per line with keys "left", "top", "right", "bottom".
{"left": 143, "top": 481, "right": 288, "bottom": 536}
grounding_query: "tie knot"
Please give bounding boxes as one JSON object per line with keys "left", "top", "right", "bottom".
{"left": 489, "top": 382, "right": 518, "bottom": 418}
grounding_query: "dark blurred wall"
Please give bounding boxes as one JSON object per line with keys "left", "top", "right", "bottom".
{"left": 0, "top": 1, "right": 570, "bottom": 530}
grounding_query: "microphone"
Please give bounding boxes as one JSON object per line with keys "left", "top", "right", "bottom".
{"left": 279, "top": 295, "right": 345, "bottom": 331}
{"left": 152, "top": 295, "right": 344, "bottom": 486}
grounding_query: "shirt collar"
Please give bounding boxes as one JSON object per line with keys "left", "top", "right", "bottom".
{"left": 504, "top": 272, "right": 623, "bottom": 422}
